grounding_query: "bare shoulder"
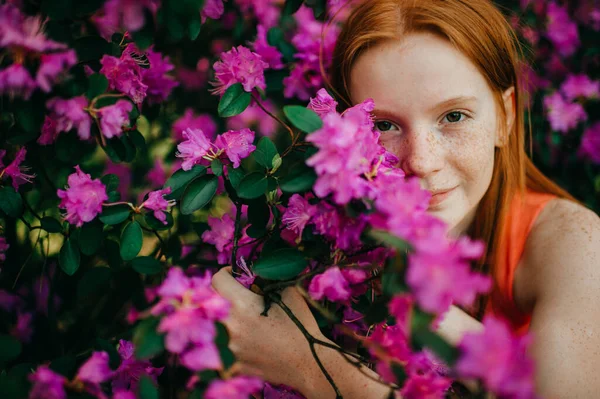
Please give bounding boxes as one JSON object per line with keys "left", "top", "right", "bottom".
{"left": 521, "top": 198, "right": 600, "bottom": 303}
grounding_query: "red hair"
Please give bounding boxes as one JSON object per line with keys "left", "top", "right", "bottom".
{"left": 328, "top": 0, "right": 577, "bottom": 319}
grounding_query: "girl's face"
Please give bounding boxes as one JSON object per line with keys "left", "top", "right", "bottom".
{"left": 350, "top": 32, "right": 511, "bottom": 236}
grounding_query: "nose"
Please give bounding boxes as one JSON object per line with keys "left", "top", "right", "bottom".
{"left": 398, "top": 127, "right": 444, "bottom": 179}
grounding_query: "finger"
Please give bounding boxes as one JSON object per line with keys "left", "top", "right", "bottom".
{"left": 211, "top": 267, "right": 253, "bottom": 302}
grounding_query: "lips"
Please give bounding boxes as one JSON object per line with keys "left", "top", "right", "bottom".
{"left": 428, "top": 187, "right": 456, "bottom": 208}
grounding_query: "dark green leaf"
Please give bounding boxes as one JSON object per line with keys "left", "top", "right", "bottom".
{"left": 248, "top": 199, "right": 271, "bottom": 229}
{"left": 283, "top": 0, "right": 304, "bottom": 15}
{"left": 134, "top": 318, "right": 164, "bottom": 360}
{"left": 95, "top": 338, "right": 121, "bottom": 369}
{"left": 252, "top": 248, "right": 307, "bottom": 280}
{"left": 41, "top": 217, "right": 63, "bottom": 233}
{"left": 280, "top": 168, "right": 316, "bottom": 193}
{"left": 105, "top": 239, "right": 123, "bottom": 269}
{"left": 0, "top": 335, "right": 21, "bottom": 366}
{"left": 86, "top": 73, "right": 109, "bottom": 100}
{"left": 228, "top": 167, "right": 245, "bottom": 189}
{"left": 139, "top": 375, "right": 159, "bottom": 399}
{"left": 283, "top": 105, "right": 323, "bottom": 133}
{"left": 101, "top": 174, "right": 120, "bottom": 196}
{"left": 164, "top": 165, "right": 207, "bottom": 200}
{"left": 218, "top": 83, "right": 251, "bottom": 117}
{"left": 0, "top": 187, "right": 23, "bottom": 218}
{"left": 180, "top": 175, "right": 219, "bottom": 215}
{"left": 267, "top": 27, "right": 296, "bottom": 63}
{"left": 120, "top": 221, "right": 143, "bottom": 261}
{"left": 188, "top": 18, "right": 202, "bottom": 40}
{"left": 253, "top": 137, "right": 279, "bottom": 169}
{"left": 99, "top": 204, "right": 131, "bottom": 225}
{"left": 144, "top": 212, "right": 173, "bottom": 231}
{"left": 131, "top": 256, "right": 163, "bottom": 275}
{"left": 211, "top": 158, "right": 223, "bottom": 177}
{"left": 79, "top": 220, "right": 104, "bottom": 255}
{"left": 364, "top": 297, "right": 389, "bottom": 325}
{"left": 237, "top": 172, "right": 268, "bottom": 199}
{"left": 411, "top": 329, "right": 458, "bottom": 366}
{"left": 368, "top": 230, "right": 412, "bottom": 252}
{"left": 59, "top": 238, "right": 80, "bottom": 276}
{"left": 129, "top": 130, "right": 148, "bottom": 155}
{"left": 77, "top": 267, "right": 111, "bottom": 299}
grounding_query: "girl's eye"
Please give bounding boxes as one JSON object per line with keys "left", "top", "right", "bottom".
{"left": 444, "top": 111, "right": 466, "bottom": 123}
{"left": 375, "top": 121, "right": 396, "bottom": 132}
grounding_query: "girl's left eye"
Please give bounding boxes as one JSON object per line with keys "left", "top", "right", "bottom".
{"left": 443, "top": 111, "right": 467, "bottom": 123}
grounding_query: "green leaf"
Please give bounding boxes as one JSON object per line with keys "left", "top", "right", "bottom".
{"left": 0, "top": 187, "right": 23, "bottom": 218}
{"left": 79, "top": 220, "right": 104, "bottom": 255}
{"left": 248, "top": 199, "right": 271, "bottom": 229}
{"left": 411, "top": 329, "right": 459, "bottom": 366}
{"left": 180, "top": 175, "right": 219, "bottom": 215}
{"left": 139, "top": 375, "right": 159, "bottom": 399}
{"left": 218, "top": 83, "right": 251, "bottom": 117}
{"left": 41, "top": 217, "right": 63, "bottom": 233}
{"left": 144, "top": 212, "right": 173, "bottom": 231}
{"left": 368, "top": 230, "right": 412, "bottom": 252}
{"left": 188, "top": 17, "right": 202, "bottom": 40}
{"left": 120, "top": 221, "right": 143, "bottom": 261}
{"left": 86, "top": 73, "right": 109, "bottom": 100}
{"left": 101, "top": 174, "right": 120, "bottom": 197}
{"left": 59, "top": 238, "right": 80, "bottom": 276}
{"left": 267, "top": 27, "right": 296, "bottom": 63}
{"left": 228, "top": 167, "right": 245, "bottom": 189}
{"left": 131, "top": 256, "right": 163, "bottom": 275}
{"left": 280, "top": 168, "right": 317, "bottom": 193}
{"left": 211, "top": 158, "right": 223, "bottom": 177}
{"left": 134, "top": 318, "right": 164, "bottom": 360}
{"left": 237, "top": 172, "right": 268, "bottom": 199}
{"left": 0, "top": 335, "right": 22, "bottom": 366}
{"left": 283, "top": 105, "right": 323, "bottom": 133}
{"left": 164, "top": 165, "right": 207, "bottom": 200}
{"left": 95, "top": 338, "right": 121, "bottom": 369}
{"left": 99, "top": 204, "right": 131, "bottom": 225}
{"left": 253, "top": 137, "right": 279, "bottom": 169}
{"left": 129, "top": 130, "right": 148, "bottom": 155}
{"left": 77, "top": 267, "right": 111, "bottom": 299}
{"left": 283, "top": 0, "right": 304, "bottom": 15}
{"left": 253, "top": 248, "right": 307, "bottom": 280}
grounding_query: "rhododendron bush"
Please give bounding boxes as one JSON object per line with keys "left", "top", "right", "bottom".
{"left": 0, "top": 0, "right": 597, "bottom": 398}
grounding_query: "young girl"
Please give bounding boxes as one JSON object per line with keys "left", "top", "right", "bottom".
{"left": 212, "top": 0, "right": 600, "bottom": 397}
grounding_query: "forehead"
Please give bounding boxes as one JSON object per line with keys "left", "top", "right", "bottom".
{"left": 349, "top": 32, "right": 493, "bottom": 111}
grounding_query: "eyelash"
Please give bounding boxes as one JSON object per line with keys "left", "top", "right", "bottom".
{"left": 374, "top": 111, "right": 471, "bottom": 132}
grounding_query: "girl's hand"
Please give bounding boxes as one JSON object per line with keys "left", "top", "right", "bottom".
{"left": 211, "top": 267, "right": 326, "bottom": 393}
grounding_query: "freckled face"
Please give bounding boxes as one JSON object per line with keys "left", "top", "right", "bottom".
{"left": 350, "top": 32, "right": 503, "bottom": 236}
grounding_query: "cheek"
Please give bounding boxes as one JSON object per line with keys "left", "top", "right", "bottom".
{"left": 445, "top": 122, "right": 496, "bottom": 187}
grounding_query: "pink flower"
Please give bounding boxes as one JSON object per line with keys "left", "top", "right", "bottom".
{"left": 138, "top": 46, "right": 179, "bottom": 105}
{"left": 308, "top": 266, "right": 352, "bottom": 302}
{"left": 176, "top": 128, "right": 214, "bottom": 171}
{"left": 560, "top": 74, "right": 600, "bottom": 101}
{"left": 281, "top": 194, "right": 317, "bottom": 239}
{"left": 29, "top": 365, "right": 66, "bottom": 399}
{"left": 100, "top": 52, "right": 148, "bottom": 105}
{"left": 201, "top": 0, "right": 225, "bottom": 22}
{"left": 308, "top": 88, "right": 338, "bottom": 118}
{"left": 92, "top": 0, "right": 159, "bottom": 40}
{"left": 45, "top": 96, "right": 92, "bottom": 141}
{"left": 36, "top": 50, "right": 77, "bottom": 92}
{"left": 1, "top": 147, "right": 35, "bottom": 190}
{"left": 211, "top": 45, "right": 269, "bottom": 95}
{"left": 38, "top": 116, "right": 60, "bottom": 145}
{"left": 226, "top": 101, "right": 278, "bottom": 137}
{"left": 406, "top": 237, "right": 491, "bottom": 314}
{"left": 543, "top": 92, "right": 587, "bottom": 133}
{"left": 213, "top": 128, "right": 256, "bottom": 168}
{"left": 112, "top": 340, "right": 163, "bottom": 391}
{"left": 201, "top": 209, "right": 253, "bottom": 264}
{"left": 10, "top": 311, "right": 33, "bottom": 343}
{"left": 77, "top": 351, "right": 113, "bottom": 384}
{"left": 579, "top": 121, "right": 600, "bottom": 164}
{"left": 176, "top": 58, "right": 210, "bottom": 91}
{"left": 173, "top": 108, "right": 217, "bottom": 142}
{"left": 179, "top": 342, "right": 223, "bottom": 371}
{"left": 113, "top": 391, "right": 137, "bottom": 399}
{"left": 457, "top": 316, "right": 537, "bottom": 398}
{"left": 251, "top": 24, "right": 283, "bottom": 69}
{"left": 234, "top": 256, "right": 255, "bottom": 289}
{"left": 234, "top": 0, "right": 280, "bottom": 28}
{"left": 0, "top": 4, "right": 66, "bottom": 52}
{"left": 546, "top": 2, "right": 580, "bottom": 57}
{"left": 205, "top": 375, "right": 264, "bottom": 399}
{"left": 146, "top": 158, "right": 167, "bottom": 187}
{"left": 0, "top": 63, "right": 37, "bottom": 99}
{"left": 141, "top": 187, "right": 176, "bottom": 224}
{"left": 57, "top": 165, "right": 108, "bottom": 227}
{"left": 97, "top": 100, "right": 133, "bottom": 138}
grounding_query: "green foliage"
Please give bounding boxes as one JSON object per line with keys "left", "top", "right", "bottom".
{"left": 252, "top": 248, "right": 308, "bottom": 280}
{"left": 218, "top": 83, "right": 252, "bottom": 117}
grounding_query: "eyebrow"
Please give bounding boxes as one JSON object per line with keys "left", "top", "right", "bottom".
{"left": 372, "top": 95, "right": 479, "bottom": 119}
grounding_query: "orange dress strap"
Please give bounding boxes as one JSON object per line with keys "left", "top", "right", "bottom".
{"left": 485, "top": 189, "right": 557, "bottom": 334}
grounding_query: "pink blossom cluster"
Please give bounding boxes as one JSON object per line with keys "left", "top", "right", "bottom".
{"left": 0, "top": 147, "right": 35, "bottom": 191}
{"left": 140, "top": 187, "right": 176, "bottom": 224}
{"left": 211, "top": 45, "right": 269, "bottom": 96}
{"left": 29, "top": 340, "right": 162, "bottom": 399}
{"left": 202, "top": 205, "right": 254, "bottom": 265}
{"left": 176, "top": 127, "right": 256, "bottom": 171}
{"left": 0, "top": 4, "right": 77, "bottom": 99}
{"left": 234, "top": 0, "right": 280, "bottom": 28}
{"left": 150, "top": 267, "right": 230, "bottom": 371}
{"left": 250, "top": 25, "right": 284, "bottom": 70}
{"left": 173, "top": 108, "right": 218, "bottom": 142}
{"left": 91, "top": 0, "right": 159, "bottom": 40}
{"left": 283, "top": 7, "right": 340, "bottom": 100}
{"left": 57, "top": 165, "right": 108, "bottom": 227}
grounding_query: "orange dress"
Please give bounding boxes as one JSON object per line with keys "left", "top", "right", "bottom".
{"left": 484, "top": 190, "right": 557, "bottom": 335}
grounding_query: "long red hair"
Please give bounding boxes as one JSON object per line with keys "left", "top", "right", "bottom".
{"left": 328, "top": 0, "right": 577, "bottom": 319}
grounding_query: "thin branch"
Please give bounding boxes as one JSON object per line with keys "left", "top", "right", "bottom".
{"left": 230, "top": 202, "right": 243, "bottom": 274}
{"left": 251, "top": 93, "right": 295, "bottom": 140}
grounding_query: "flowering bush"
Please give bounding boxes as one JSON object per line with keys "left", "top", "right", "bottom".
{"left": 0, "top": 0, "right": 597, "bottom": 398}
